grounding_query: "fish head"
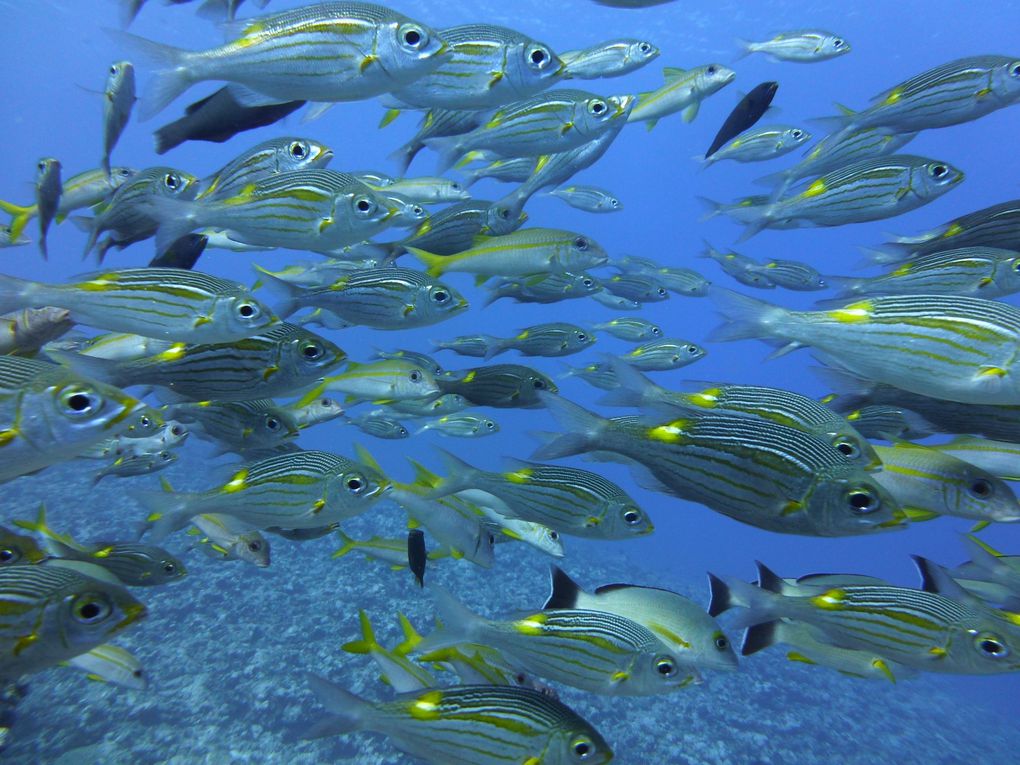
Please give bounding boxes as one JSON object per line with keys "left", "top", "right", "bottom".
{"left": 0, "top": 527, "right": 46, "bottom": 566}
{"left": 821, "top": 34, "right": 851, "bottom": 57}
{"left": 633, "top": 648, "right": 698, "bottom": 693}
{"left": 28, "top": 372, "right": 145, "bottom": 446}
{"left": 505, "top": 39, "right": 566, "bottom": 94}
{"left": 696, "top": 63, "right": 736, "bottom": 95}
{"left": 483, "top": 202, "right": 527, "bottom": 235}
{"left": 378, "top": 18, "right": 449, "bottom": 75}
{"left": 120, "top": 406, "right": 166, "bottom": 438}
{"left": 626, "top": 40, "right": 660, "bottom": 65}
{"left": 394, "top": 363, "right": 441, "bottom": 399}
{"left": 822, "top": 428, "right": 882, "bottom": 470}
{"left": 232, "top": 532, "right": 271, "bottom": 568}
{"left": 913, "top": 159, "right": 964, "bottom": 199}
{"left": 331, "top": 458, "right": 392, "bottom": 513}
{"left": 991, "top": 58, "right": 1020, "bottom": 101}
{"left": 105, "top": 60, "right": 134, "bottom": 92}
{"left": 785, "top": 127, "right": 812, "bottom": 147}
{"left": 151, "top": 168, "right": 199, "bottom": 200}
{"left": 143, "top": 548, "right": 188, "bottom": 585}
{"left": 547, "top": 716, "right": 613, "bottom": 765}
{"left": 286, "top": 329, "right": 346, "bottom": 378}
{"left": 561, "top": 232, "right": 609, "bottom": 271}
{"left": 386, "top": 193, "right": 429, "bottom": 228}
{"left": 570, "top": 328, "right": 597, "bottom": 351}
{"left": 425, "top": 280, "right": 469, "bottom": 318}
{"left": 604, "top": 498, "right": 653, "bottom": 536}
{"left": 951, "top": 466, "right": 1020, "bottom": 523}
{"left": 806, "top": 469, "right": 905, "bottom": 535}
{"left": 275, "top": 138, "right": 333, "bottom": 173}
{"left": 57, "top": 580, "right": 147, "bottom": 651}
{"left": 211, "top": 286, "right": 278, "bottom": 338}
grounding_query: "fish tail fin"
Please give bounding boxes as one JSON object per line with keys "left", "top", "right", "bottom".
{"left": 341, "top": 610, "right": 381, "bottom": 655}
{"left": 130, "top": 488, "right": 194, "bottom": 542}
{"left": 387, "top": 141, "right": 421, "bottom": 175}
{"left": 13, "top": 504, "right": 78, "bottom": 556}
{"left": 152, "top": 117, "right": 187, "bottom": 156}
{"left": 196, "top": 0, "right": 230, "bottom": 22}
{"left": 421, "top": 448, "right": 477, "bottom": 499}
{"left": 415, "top": 584, "right": 484, "bottom": 655}
{"left": 302, "top": 674, "right": 370, "bottom": 740}
{"left": 331, "top": 529, "right": 359, "bottom": 559}
{"left": 0, "top": 200, "right": 35, "bottom": 242}
{"left": 395, "top": 612, "right": 424, "bottom": 655}
{"left": 0, "top": 272, "right": 31, "bottom": 315}
{"left": 147, "top": 196, "right": 200, "bottom": 256}
{"left": 597, "top": 358, "right": 656, "bottom": 408}
{"left": 708, "top": 567, "right": 781, "bottom": 629}
{"left": 544, "top": 565, "right": 583, "bottom": 609}
{"left": 695, "top": 196, "right": 724, "bottom": 222}
{"left": 423, "top": 136, "right": 465, "bottom": 175}
{"left": 405, "top": 246, "right": 449, "bottom": 278}
{"left": 406, "top": 457, "right": 441, "bottom": 490}
{"left": 106, "top": 30, "right": 195, "bottom": 120}
{"left": 733, "top": 38, "right": 753, "bottom": 61}
{"left": 708, "top": 288, "right": 789, "bottom": 344}
{"left": 529, "top": 393, "right": 606, "bottom": 461}
{"left": 252, "top": 264, "right": 305, "bottom": 318}
{"left": 741, "top": 619, "right": 779, "bottom": 656}
{"left": 962, "top": 532, "right": 1004, "bottom": 563}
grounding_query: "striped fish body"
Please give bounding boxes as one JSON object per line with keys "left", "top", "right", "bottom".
{"left": 705, "top": 125, "right": 810, "bottom": 166}
{"left": 142, "top": 450, "right": 388, "bottom": 535}
{"left": 401, "top": 200, "right": 526, "bottom": 255}
{"left": 347, "top": 414, "right": 408, "bottom": 439}
{"left": 388, "top": 24, "right": 564, "bottom": 110}
{"left": 889, "top": 199, "right": 1020, "bottom": 256}
{"left": 617, "top": 259, "right": 711, "bottom": 296}
{"left": 0, "top": 268, "right": 275, "bottom": 343}
{"left": 564, "top": 361, "right": 618, "bottom": 391}
{"left": 619, "top": 339, "right": 705, "bottom": 371}
{"left": 747, "top": 259, "right": 826, "bottom": 291}
{"left": 437, "top": 364, "right": 557, "bottom": 408}
{"left": 549, "top": 185, "right": 622, "bottom": 213}
{"left": 716, "top": 291, "right": 1020, "bottom": 405}
{"left": 561, "top": 39, "right": 659, "bottom": 79}
{"left": 768, "top": 582, "right": 1020, "bottom": 674}
{"left": 198, "top": 137, "right": 333, "bottom": 200}
{"left": 68, "top": 643, "right": 146, "bottom": 690}
{"left": 425, "top": 415, "right": 499, "bottom": 438}
{"left": 435, "top": 90, "right": 633, "bottom": 164}
{"left": 156, "top": 3, "right": 446, "bottom": 104}
{"left": 628, "top": 64, "right": 735, "bottom": 125}
{"left": 930, "top": 437, "right": 1020, "bottom": 481}
{"left": 832, "top": 247, "right": 1020, "bottom": 298}
{"left": 64, "top": 323, "right": 344, "bottom": 402}
{"left": 498, "top": 322, "right": 595, "bottom": 358}
{"left": 605, "top": 274, "right": 668, "bottom": 302}
{"left": 160, "top": 170, "right": 397, "bottom": 254}
{"left": 391, "top": 109, "right": 486, "bottom": 174}
{"left": 46, "top": 540, "right": 187, "bottom": 587}
{"left": 743, "top": 30, "right": 849, "bottom": 62}
{"left": 318, "top": 359, "right": 439, "bottom": 402}
{"left": 700, "top": 245, "right": 774, "bottom": 288}
{"left": 437, "top": 452, "right": 650, "bottom": 540}
{"left": 169, "top": 399, "right": 299, "bottom": 453}
{"left": 485, "top": 271, "right": 601, "bottom": 306}
{"left": 765, "top": 619, "right": 916, "bottom": 682}
{"left": 872, "top": 443, "right": 1020, "bottom": 522}
{"left": 0, "top": 357, "right": 143, "bottom": 483}
{"left": 853, "top": 55, "right": 1020, "bottom": 132}
{"left": 773, "top": 155, "right": 963, "bottom": 227}
{"left": 0, "top": 565, "right": 145, "bottom": 681}
{"left": 410, "top": 228, "right": 608, "bottom": 279}
{"left": 93, "top": 450, "right": 177, "bottom": 483}
{"left": 382, "top": 393, "right": 466, "bottom": 419}
{"left": 272, "top": 267, "right": 468, "bottom": 329}
{"left": 593, "top": 318, "right": 661, "bottom": 341}
{"left": 85, "top": 167, "right": 198, "bottom": 255}
{"left": 770, "top": 127, "right": 916, "bottom": 189}
{"left": 464, "top": 156, "right": 537, "bottom": 187}
{"left": 190, "top": 513, "right": 270, "bottom": 567}
{"left": 305, "top": 679, "right": 612, "bottom": 765}
{"left": 102, "top": 62, "right": 135, "bottom": 176}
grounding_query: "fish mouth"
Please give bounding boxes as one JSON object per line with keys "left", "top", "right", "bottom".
{"left": 612, "top": 94, "right": 637, "bottom": 117}
{"left": 112, "top": 601, "right": 148, "bottom": 634}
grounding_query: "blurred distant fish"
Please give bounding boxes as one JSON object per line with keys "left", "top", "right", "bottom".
{"left": 885, "top": 199, "right": 1020, "bottom": 257}
{"left": 480, "top": 322, "right": 596, "bottom": 360}
{"left": 703, "top": 124, "right": 809, "bottom": 167}
{"left": 704, "top": 82, "right": 778, "bottom": 159}
{"left": 700, "top": 244, "right": 774, "bottom": 289}
{"left": 415, "top": 415, "right": 499, "bottom": 438}
{"left": 101, "top": 62, "right": 136, "bottom": 177}
{"left": 628, "top": 64, "right": 735, "bottom": 128}
{"left": 35, "top": 159, "right": 61, "bottom": 260}
{"left": 437, "top": 364, "right": 557, "bottom": 408}
{"left": 484, "top": 271, "right": 602, "bottom": 307}
{"left": 617, "top": 338, "right": 706, "bottom": 371}
{"left": 154, "top": 87, "right": 305, "bottom": 154}
{"left": 745, "top": 259, "right": 827, "bottom": 291}
{"left": 67, "top": 643, "right": 146, "bottom": 691}
{"left": 548, "top": 185, "right": 622, "bottom": 213}
{"left": 591, "top": 0, "right": 677, "bottom": 6}
{"left": 604, "top": 274, "right": 669, "bottom": 303}
{"left": 345, "top": 413, "right": 410, "bottom": 440}
{"left": 737, "top": 31, "right": 850, "bottom": 63}
{"left": 616, "top": 256, "right": 711, "bottom": 297}
{"left": 407, "top": 529, "right": 426, "bottom": 588}
{"left": 561, "top": 39, "right": 659, "bottom": 79}
{"left": 93, "top": 450, "right": 177, "bottom": 484}
{"left": 0, "top": 307, "right": 74, "bottom": 357}
{"left": 189, "top": 513, "right": 270, "bottom": 567}
{"left": 593, "top": 317, "right": 661, "bottom": 341}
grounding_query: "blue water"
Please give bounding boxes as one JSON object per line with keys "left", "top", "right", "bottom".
{"left": 2, "top": 1, "right": 1020, "bottom": 762}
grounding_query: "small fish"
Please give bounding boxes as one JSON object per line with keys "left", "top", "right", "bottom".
{"left": 0, "top": 565, "right": 145, "bottom": 680}
{"left": 561, "top": 39, "right": 659, "bottom": 79}
{"left": 376, "top": 177, "right": 470, "bottom": 205}
{"left": 0, "top": 225, "right": 29, "bottom": 248}
{"left": 591, "top": 289, "right": 642, "bottom": 309}
{"left": 415, "top": 415, "right": 499, "bottom": 438}
{"left": 0, "top": 307, "right": 74, "bottom": 357}
{"left": 704, "top": 82, "right": 779, "bottom": 159}
{"left": 102, "top": 62, "right": 136, "bottom": 177}
{"left": 0, "top": 526, "right": 47, "bottom": 566}
{"left": 929, "top": 437, "right": 1020, "bottom": 482}
{"left": 593, "top": 317, "right": 662, "bottom": 341}
{"left": 374, "top": 348, "right": 444, "bottom": 376}
{"left": 309, "top": 359, "right": 438, "bottom": 404}
{"left": 258, "top": 266, "right": 467, "bottom": 330}
{"left": 417, "top": 586, "right": 693, "bottom": 696}
{"left": 616, "top": 256, "right": 711, "bottom": 296}
{"left": 885, "top": 199, "right": 1020, "bottom": 257}
{"left": 746, "top": 259, "right": 827, "bottom": 291}
{"left": 704, "top": 124, "right": 809, "bottom": 167}
{"left": 546, "top": 567, "right": 737, "bottom": 673}
{"left": 117, "top": 3, "right": 449, "bottom": 119}
{"left": 437, "top": 364, "right": 558, "bottom": 408}
{"left": 302, "top": 675, "right": 612, "bottom": 764}
{"left": 382, "top": 393, "right": 468, "bottom": 419}
{"left": 481, "top": 323, "right": 596, "bottom": 360}
{"left": 484, "top": 272, "right": 602, "bottom": 307}
{"left": 35, "top": 158, "right": 62, "bottom": 259}
{"left": 618, "top": 339, "right": 706, "bottom": 371}
{"left": 410, "top": 228, "right": 608, "bottom": 280}
{"left": 346, "top": 413, "right": 410, "bottom": 440}
{"left": 189, "top": 513, "right": 270, "bottom": 567}
{"left": 604, "top": 274, "right": 669, "bottom": 303}
{"left": 168, "top": 399, "right": 298, "bottom": 454}
{"left": 0, "top": 268, "right": 276, "bottom": 343}
{"left": 561, "top": 360, "right": 619, "bottom": 391}
{"left": 153, "top": 86, "right": 305, "bottom": 154}
{"left": 713, "top": 290, "right": 1020, "bottom": 405}
{"left": 738, "top": 31, "right": 850, "bottom": 63}
{"left": 198, "top": 137, "right": 333, "bottom": 200}
{"left": 389, "top": 108, "right": 486, "bottom": 175}
{"left": 136, "top": 450, "right": 388, "bottom": 540}
{"left": 700, "top": 244, "right": 774, "bottom": 289}
{"left": 548, "top": 185, "right": 622, "bottom": 213}
{"left": 427, "top": 89, "right": 634, "bottom": 172}
{"left": 407, "top": 529, "right": 426, "bottom": 588}
{"left": 16, "top": 507, "right": 186, "bottom": 587}
{"left": 478, "top": 507, "right": 563, "bottom": 558}
{"left": 92, "top": 450, "right": 178, "bottom": 485}
{"left": 66, "top": 643, "right": 147, "bottom": 691}
{"left": 399, "top": 199, "right": 527, "bottom": 256}
{"left": 284, "top": 396, "right": 344, "bottom": 430}
{"left": 628, "top": 64, "right": 736, "bottom": 129}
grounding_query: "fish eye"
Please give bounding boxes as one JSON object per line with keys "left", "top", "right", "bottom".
{"left": 485, "top": 420, "right": 496, "bottom": 429}
{"left": 930, "top": 164, "right": 949, "bottom": 178}
{"left": 398, "top": 427, "right": 408, "bottom": 436}
{"left": 582, "top": 278, "right": 594, "bottom": 287}
{"left": 610, "top": 198, "right": 620, "bottom": 208}
{"left": 140, "top": 415, "right": 151, "bottom": 427}
{"left": 968, "top": 478, "right": 994, "bottom": 499}
{"left": 160, "top": 451, "right": 173, "bottom": 461}
{"left": 975, "top": 634, "right": 1009, "bottom": 657}
{"left": 639, "top": 43, "right": 651, "bottom": 53}
{"left": 109, "top": 64, "right": 119, "bottom": 75}
{"left": 301, "top": 342, "right": 324, "bottom": 360}
{"left": 792, "top": 129, "right": 804, "bottom": 139}
{"left": 170, "top": 424, "right": 186, "bottom": 437}
{"left": 574, "top": 236, "right": 589, "bottom": 250}
{"left": 118, "top": 168, "right": 132, "bottom": 178}
{"left": 549, "top": 530, "right": 559, "bottom": 540}
{"left": 289, "top": 141, "right": 308, "bottom": 159}
{"left": 72, "top": 594, "right": 113, "bottom": 624}
{"left": 345, "top": 475, "right": 366, "bottom": 494}
{"left": 623, "top": 508, "right": 642, "bottom": 524}
{"left": 714, "top": 634, "right": 730, "bottom": 650}
{"left": 707, "top": 65, "right": 717, "bottom": 74}
{"left": 834, "top": 439, "right": 860, "bottom": 458}
{"left": 533, "top": 378, "right": 547, "bottom": 389}
{"left": 686, "top": 345, "right": 699, "bottom": 354}
{"left": 846, "top": 488, "right": 881, "bottom": 514}
{"left": 62, "top": 388, "right": 100, "bottom": 416}
{"left": 450, "top": 181, "right": 463, "bottom": 191}
{"left": 164, "top": 173, "right": 180, "bottom": 190}
{"left": 412, "top": 204, "right": 425, "bottom": 217}
{"left": 497, "top": 207, "right": 511, "bottom": 219}
{"left": 571, "top": 737, "right": 595, "bottom": 761}
{"left": 589, "top": 99, "right": 608, "bottom": 116}
{"left": 528, "top": 46, "right": 550, "bottom": 68}
{"left": 654, "top": 656, "right": 677, "bottom": 677}
{"left": 163, "top": 562, "right": 177, "bottom": 574}
{"left": 651, "top": 326, "right": 662, "bottom": 336}
{"left": 409, "top": 370, "right": 422, "bottom": 382}
{"left": 266, "top": 416, "right": 281, "bottom": 431}
{"left": 248, "top": 541, "right": 262, "bottom": 552}
{"left": 833, "top": 38, "right": 845, "bottom": 48}
{"left": 657, "top": 288, "right": 667, "bottom": 297}
{"left": 354, "top": 196, "right": 376, "bottom": 215}
{"left": 1011, "top": 62, "right": 1020, "bottom": 77}
{"left": 577, "top": 333, "right": 588, "bottom": 342}
{"left": 236, "top": 302, "right": 259, "bottom": 319}
{"left": 399, "top": 24, "right": 425, "bottom": 49}
{"left": 0, "top": 548, "right": 17, "bottom": 563}
{"left": 431, "top": 289, "right": 450, "bottom": 304}
{"left": 37, "top": 160, "right": 47, "bottom": 171}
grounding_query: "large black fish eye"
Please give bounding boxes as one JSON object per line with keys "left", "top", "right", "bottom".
{"left": 170, "top": 424, "right": 185, "bottom": 437}
{"left": 655, "top": 656, "right": 677, "bottom": 676}
{"left": 432, "top": 289, "right": 449, "bottom": 303}
{"left": 237, "top": 302, "right": 257, "bottom": 318}
{"left": 833, "top": 38, "right": 845, "bottom": 48}
{"left": 572, "top": 738, "right": 595, "bottom": 760}
{"left": 73, "top": 594, "right": 113, "bottom": 624}
{"left": 0, "top": 549, "right": 16, "bottom": 563}
{"left": 409, "top": 370, "right": 422, "bottom": 382}
{"left": 639, "top": 42, "right": 651, "bottom": 53}
{"left": 968, "top": 479, "right": 994, "bottom": 499}
{"left": 834, "top": 439, "right": 860, "bottom": 458}
{"left": 302, "top": 342, "right": 324, "bottom": 359}
{"left": 266, "top": 416, "right": 281, "bottom": 431}
{"left": 289, "top": 142, "right": 307, "bottom": 158}
{"left": 140, "top": 415, "right": 151, "bottom": 427}
{"left": 623, "top": 509, "right": 641, "bottom": 524}
{"left": 160, "top": 451, "right": 173, "bottom": 461}
{"left": 714, "top": 635, "right": 729, "bottom": 650}
{"left": 248, "top": 541, "right": 262, "bottom": 552}
{"left": 686, "top": 345, "right": 699, "bottom": 354}
{"left": 657, "top": 288, "right": 667, "bottom": 297}
{"left": 792, "top": 129, "right": 804, "bottom": 139}
{"left": 582, "top": 278, "right": 594, "bottom": 287}
{"left": 37, "top": 160, "right": 47, "bottom": 171}
{"left": 345, "top": 475, "right": 365, "bottom": 493}
{"left": 498, "top": 207, "right": 510, "bottom": 219}
{"left": 163, "top": 562, "right": 177, "bottom": 574}
{"left": 533, "top": 378, "right": 547, "bottom": 389}
{"left": 590, "top": 100, "right": 607, "bottom": 115}
{"left": 355, "top": 196, "right": 374, "bottom": 213}
{"left": 110, "top": 64, "right": 119, "bottom": 75}
{"left": 485, "top": 420, "right": 496, "bottom": 430}
{"left": 931, "top": 164, "right": 949, "bottom": 178}
{"left": 1011, "top": 63, "right": 1020, "bottom": 77}
{"left": 976, "top": 635, "right": 1009, "bottom": 657}
{"left": 530, "top": 47, "right": 548, "bottom": 66}
{"left": 847, "top": 489, "right": 881, "bottom": 514}
{"left": 576, "top": 333, "right": 588, "bottom": 342}
{"left": 574, "top": 236, "right": 589, "bottom": 250}
{"left": 164, "top": 173, "right": 180, "bottom": 189}
{"left": 402, "top": 27, "right": 423, "bottom": 47}
{"left": 64, "top": 389, "right": 97, "bottom": 415}
{"left": 651, "top": 326, "right": 662, "bottom": 336}
{"left": 707, "top": 65, "right": 717, "bottom": 74}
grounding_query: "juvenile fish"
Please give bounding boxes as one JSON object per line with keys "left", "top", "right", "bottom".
{"left": 67, "top": 643, "right": 147, "bottom": 691}
{"left": 618, "top": 338, "right": 706, "bottom": 371}
{"left": 198, "top": 137, "right": 333, "bottom": 200}
{"left": 704, "top": 124, "right": 809, "bottom": 167}
{"left": 437, "top": 364, "right": 557, "bottom": 408}
{"left": 738, "top": 31, "right": 850, "bottom": 63}
{"left": 616, "top": 256, "right": 711, "bottom": 296}
{"left": 415, "top": 415, "right": 499, "bottom": 438}
{"left": 189, "top": 513, "right": 270, "bottom": 567}
{"left": 482, "top": 322, "right": 595, "bottom": 359}
{"left": 605, "top": 274, "right": 669, "bottom": 303}
{"left": 548, "top": 185, "right": 622, "bottom": 213}
{"left": 398, "top": 200, "right": 526, "bottom": 256}
{"left": 102, "top": 61, "right": 136, "bottom": 177}
{"left": 168, "top": 398, "right": 299, "bottom": 454}
{"left": 700, "top": 244, "right": 774, "bottom": 288}
{"left": 35, "top": 158, "right": 62, "bottom": 260}
{"left": 346, "top": 413, "right": 409, "bottom": 440}
{"left": 746, "top": 259, "right": 827, "bottom": 291}
{"left": 628, "top": 64, "right": 735, "bottom": 129}
{"left": 484, "top": 272, "right": 602, "bottom": 306}
{"left": 92, "top": 450, "right": 178, "bottom": 484}
{"left": 593, "top": 317, "right": 662, "bottom": 341}
{"left": 886, "top": 199, "right": 1020, "bottom": 257}
{"left": 561, "top": 39, "right": 659, "bottom": 79}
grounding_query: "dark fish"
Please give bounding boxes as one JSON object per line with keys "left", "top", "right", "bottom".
{"left": 592, "top": 0, "right": 677, "bottom": 6}
{"left": 35, "top": 159, "right": 62, "bottom": 260}
{"left": 437, "top": 364, "right": 558, "bottom": 408}
{"left": 407, "top": 529, "right": 426, "bottom": 588}
{"left": 148, "top": 233, "right": 208, "bottom": 270}
{"left": 153, "top": 86, "right": 305, "bottom": 155}
{"left": 705, "top": 82, "right": 778, "bottom": 159}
